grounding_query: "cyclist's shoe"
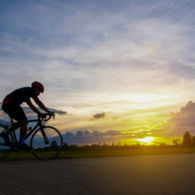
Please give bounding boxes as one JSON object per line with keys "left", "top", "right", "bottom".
{"left": 19, "top": 144, "right": 31, "bottom": 151}
{"left": 0, "top": 132, "right": 10, "bottom": 145}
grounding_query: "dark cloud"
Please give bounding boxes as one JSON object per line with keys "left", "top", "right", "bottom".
{"left": 0, "top": 102, "right": 67, "bottom": 115}
{"left": 62, "top": 130, "right": 134, "bottom": 145}
{"left": 93, "top": 112, "right": 105, "bottom": 119}
{"left": 166, "top": 101, "right": 195, "bottom": 136}
{"left": 48, "top": 108, "right": 67, "bottom": 115}
{"left": 164, "top": 60, "right": 195, "bottom": 80}
{"left": 22, "top": 106, "right": 67, "bottom": 115}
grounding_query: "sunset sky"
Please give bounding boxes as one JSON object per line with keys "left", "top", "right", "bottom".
{"left": 0, "top": 0, "right": 195, "bottom": 145}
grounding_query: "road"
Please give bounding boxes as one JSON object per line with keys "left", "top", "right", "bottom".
{"left": 0, "top": 154, "right": 195, "bottom": 195}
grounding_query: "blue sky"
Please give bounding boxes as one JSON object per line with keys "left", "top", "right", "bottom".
{"left": 0, "top": 0, "right": 195, "bottom": 144}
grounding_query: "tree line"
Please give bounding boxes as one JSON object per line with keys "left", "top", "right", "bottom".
{"left": 50, "top": 131, "right": 195, "bottom": 150}
{"left": 173, "top": 131, "right": 195, "bottom": 147}
{"left": 182, "top": 131, "right": 195, "bottom": 146}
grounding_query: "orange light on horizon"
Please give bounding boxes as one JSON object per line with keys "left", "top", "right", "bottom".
{"left": 137, "top": 136, "right": 155, "bottom": 145}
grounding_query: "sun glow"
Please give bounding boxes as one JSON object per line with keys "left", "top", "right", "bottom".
{"left": 137, "top": 136, "right": 155, "bottom": 145}
{"left": 131, "top": 95, "right": 158, "bottom": 103}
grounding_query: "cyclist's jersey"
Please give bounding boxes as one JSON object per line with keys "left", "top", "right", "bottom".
{"left": 3, "top": 87, "right": 36, "bottom": 105}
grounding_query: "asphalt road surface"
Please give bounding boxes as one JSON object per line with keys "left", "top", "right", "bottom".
{"left": 0, "top": 154, "right": 195, "bottom": 195}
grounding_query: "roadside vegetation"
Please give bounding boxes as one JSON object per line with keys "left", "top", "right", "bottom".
{"left": 4, "top": 131, "right": 195, "bottom": 161}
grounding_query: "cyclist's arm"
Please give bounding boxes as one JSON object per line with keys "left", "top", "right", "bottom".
{"left": 26, "top": 99, "right": 42, "bottom": 114}
{"left": 32, "top": 96, "right": 49, "bottom": 113}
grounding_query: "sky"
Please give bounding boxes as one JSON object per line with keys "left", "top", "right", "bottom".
{"left": 0, "top": 0, "right": 195, "bottom": 145}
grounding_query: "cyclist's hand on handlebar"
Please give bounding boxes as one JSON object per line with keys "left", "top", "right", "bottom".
{"left": 47, "top": 111, "right": 55, "bottom": 119}
{"left": 38, "top": 111, "right": 55, "bottom": 121}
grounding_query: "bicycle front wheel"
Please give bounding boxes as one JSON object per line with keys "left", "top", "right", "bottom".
{"left": 30, "top": 126, "right": 63, "bottom": 160}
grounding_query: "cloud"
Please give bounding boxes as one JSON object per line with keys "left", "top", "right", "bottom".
{"left": 63, "top": 130, "right": 132, "bottom": 145}
{"left": 62, "top": 128, "right": 169, "bottom": 145}
{"left": 48, "top": 108, "right": 67, "bottom": 115}
{"left": 93, "top": 112, "right": 105, "bottom": 119}
{"left": 166, "top": 101, "right": 195, "bottom": 136}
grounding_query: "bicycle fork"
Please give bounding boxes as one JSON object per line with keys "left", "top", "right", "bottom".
{"left": 40, "top": 128, "right": 49, "bottom": 145}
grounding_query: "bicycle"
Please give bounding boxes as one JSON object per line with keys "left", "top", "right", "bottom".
{"left": 0, "top": 113, "right": 63, "bottom": 161}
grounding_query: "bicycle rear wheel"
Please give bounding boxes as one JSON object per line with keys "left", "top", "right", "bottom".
{"left": 30, "top": 126, "right": 63, "bottom": 160}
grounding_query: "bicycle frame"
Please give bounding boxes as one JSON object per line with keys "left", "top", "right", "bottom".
{"left": 8, "top": 117, "right": 46, "bottom": 146}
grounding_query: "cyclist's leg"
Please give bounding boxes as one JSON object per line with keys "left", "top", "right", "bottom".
{"left": 1, "top": 102, "right": 14, "bottom": 134}
{"left": 2, "top": 103, "right": 28, "bottom": 144}
{"left": 19, "top": 120, "right": 28, "bottom": 145}
{"left": 1, "top": 103, "right": 20, "bottom": 143}
{"left": 10, "top": 106, "right": 28, "bottom": 145}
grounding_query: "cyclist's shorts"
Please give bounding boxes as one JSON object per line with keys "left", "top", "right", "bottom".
{"left": 2, "top": 103, "right": 27, "bottom": 123}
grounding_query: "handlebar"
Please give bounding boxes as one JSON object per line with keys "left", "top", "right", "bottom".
{"left": 38, "top": 112, "right": 55, "bottom": 122}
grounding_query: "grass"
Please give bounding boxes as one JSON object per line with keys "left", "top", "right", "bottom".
{"left": 2, "top": 146, "right": 195, "bottom": 161}
{"left": 58, "top": 146, "right": 195, "bottom": 159}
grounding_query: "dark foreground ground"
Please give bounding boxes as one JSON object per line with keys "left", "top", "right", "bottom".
{"left": 0, "top": 154, "right": 195, "bottom": 195}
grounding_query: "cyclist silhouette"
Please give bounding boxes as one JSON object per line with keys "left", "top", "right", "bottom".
{"left": 1, "top": 81, "right": 52, "bottom": 150}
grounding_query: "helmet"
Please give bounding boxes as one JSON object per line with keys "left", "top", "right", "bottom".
{"left": 31, "top": 81, "right": 44, "bottom": 93}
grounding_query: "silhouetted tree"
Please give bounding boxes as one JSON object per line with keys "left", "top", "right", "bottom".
{"left": 172, "top": 138, "right": 181, "bottom": 146}
{"left": 63, "top": 142, "right": 69, "bottom": 150}
{"left": 51, "top": 140, "right": 57, "bottom": 148}
{"left": 192, "top": 136, "right": 195, "bottom": 146}
{"left": 183, "top": 131, "right": 192, "bottom": 146}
